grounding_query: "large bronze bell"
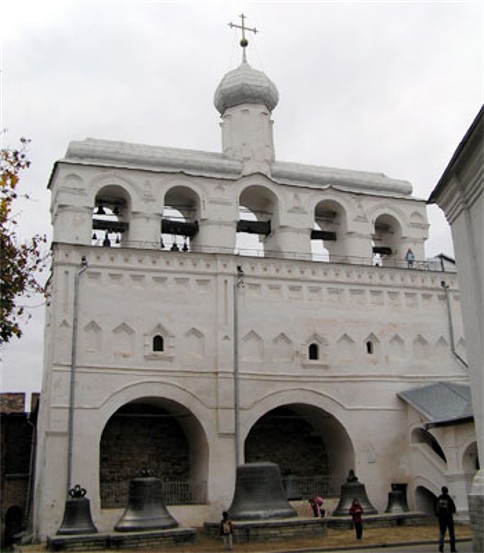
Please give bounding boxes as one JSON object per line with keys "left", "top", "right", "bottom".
{"left": 56, "top": 485, "right": 98, "bottom": 535}
{"left": 385, "top": 483, "right": 409, "bottom": 513}
{"left": 228, "top": 462, "right": 297, "bottom": 520}
{"left": 332, "top": 470, "right": 378, "bottom": 516}
{"left": 114, "top": 469, "right": 178, "bottom": 532}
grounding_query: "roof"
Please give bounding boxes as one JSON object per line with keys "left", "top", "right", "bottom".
{"left": 59, "top": 138, "right": 414, "bottom": 197}
{"left": 397, "top": 382, "right": 473, "bottom": 427}
{"left": 428, "top": 105, "right": 484, "bottom": 204}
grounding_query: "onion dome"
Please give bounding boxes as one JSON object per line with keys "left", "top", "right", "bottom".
{"left": 214, "top": 61, "right": 279, "bottom": 115}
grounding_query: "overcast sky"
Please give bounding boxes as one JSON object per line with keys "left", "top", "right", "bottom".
{"left": 0, "top": 1, "right": 482, "bottom": 401}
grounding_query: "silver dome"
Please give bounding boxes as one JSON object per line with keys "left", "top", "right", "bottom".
{"left": 214, "top": 61, "right": 279, "bottom": 114}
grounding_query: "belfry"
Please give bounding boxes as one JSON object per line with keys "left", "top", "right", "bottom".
{"left": 33, "top": 15, "right": 475, "bottom": 541}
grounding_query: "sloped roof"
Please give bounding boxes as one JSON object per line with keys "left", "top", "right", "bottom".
{"left": 397, "top": 382, "right": 473, "bottom": 427}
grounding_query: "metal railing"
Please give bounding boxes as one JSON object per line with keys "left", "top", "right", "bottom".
{"left": 100, "top": 475, "right": 344, "bottom": 509}
{"left": 87, "top": 241, "right": 455, "bottom": 274}
{"left": 101, "top": 479, "right": 208, "bottom": 509}
{"left": 283, "top": 475, "right": 345, "bottom": 500}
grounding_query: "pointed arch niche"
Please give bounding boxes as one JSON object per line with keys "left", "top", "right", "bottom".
{"left": 303, "top": 334, "right": 329, "bottom": 368}
{"left": 144, "top": 324, "right": 174, "bottom": 360}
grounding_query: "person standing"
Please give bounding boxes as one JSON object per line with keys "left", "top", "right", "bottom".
{"left": 220, "top": 510, "right": 234, "bottom": 550}
{"left": 349, "top": 498, "right": 364, "bottom": 540}
{"left": 435, "top": 486, "right": 457, "bottom": 553}
{"left": 405, "top": 248, "right": 415, "bottom": 268}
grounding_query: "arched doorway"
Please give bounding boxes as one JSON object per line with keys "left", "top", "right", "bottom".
{"left": 99, "top": 397, "right": 208, "bottom": 508}
{"left": 244, "top": 404, "right": 353, "bottom": 499}
{"left": 415, "top": 485, "right": 437, "bottom": 516}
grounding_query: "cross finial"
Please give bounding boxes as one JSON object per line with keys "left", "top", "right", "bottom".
{"left": 228, "top": 14, "right": 258, "bottom": 62}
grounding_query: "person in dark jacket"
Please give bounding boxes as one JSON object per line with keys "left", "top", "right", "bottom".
{"left": 220, "top": 510, "right": 233, "bottom": 550}
{"left": 435, "top": 486, "right": 457, "bottom": 552}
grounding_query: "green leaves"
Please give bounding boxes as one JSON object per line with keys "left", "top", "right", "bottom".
{"left": 0, "top": 138, "right": 49, "bottom": 344}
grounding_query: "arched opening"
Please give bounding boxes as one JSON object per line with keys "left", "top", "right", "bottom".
{"left": 463, "top": 441, "right": 479, "bottom": 473}
{"left": 411, "top": 428, "right": 447, "bottom": 463}
{"left": 415, "top": 485, "right": 437, "bottom": 516}
{"left": 162, "top": 186, "right": 200, "bottom": 252}
{"left": 312, "top": 200, "right": 347, "bottom": 262}
{"left": 92, "top": 186, "right": 130, "bottom": 247}
{"left": 244, "top": 404, "right": 353, "bottom": 499}
{"left": 308, "top": 343, "right": 319, "bottom": 360}
{"left": 153, "top": 335, "right": 164, "bottom": 352}
{"left": 236, "top": 185, "right": 278, "bottom": 258}
{"left": 99, "top": 397, "right": 208, "bottom": 508}
{"left": 372, "top": 214, "right": 402, "bottom": 266}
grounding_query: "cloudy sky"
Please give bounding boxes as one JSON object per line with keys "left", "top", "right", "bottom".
{"left": 0, "top": 1, "right": 482, "bottom": 400}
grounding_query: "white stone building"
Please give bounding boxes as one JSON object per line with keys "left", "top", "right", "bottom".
{"left": 33, "top": 38, "right": 476, "bottom": 540}
{"left": 428, "top": 105, "right": 483, "bottom": 551}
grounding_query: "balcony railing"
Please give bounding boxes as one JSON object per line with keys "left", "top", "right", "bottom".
{"left": 87, "top": 241, "right": 455, "bottom": 273}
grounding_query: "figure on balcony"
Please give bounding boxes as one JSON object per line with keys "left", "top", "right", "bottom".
{"left": 405, "top": 248, "right": 415, "bottom": 268}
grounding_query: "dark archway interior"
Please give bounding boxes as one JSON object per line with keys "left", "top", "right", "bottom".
{"left": 245, "top": 406, "right": 329, "bottom": 477}
{"left": 244, "top": 404, "right": 353, "bottom": 498}
{"left": 100, "top": 400, "right": 198, "bottom": 507}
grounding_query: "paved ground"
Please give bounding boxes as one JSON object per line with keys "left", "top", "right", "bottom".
{"left": 311, "top": 541, "right": 474, "bottom": 553}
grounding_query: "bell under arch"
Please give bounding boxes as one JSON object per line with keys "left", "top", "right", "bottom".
{"left": 244, "top": 403, "right": 353, "bottom": 498}
{"left": 92, "top": 184, "right": 131, "bottom": 248}
{"left": 99, "top": 397, "right": 208, "bottom": 509}
{"left": 236, "top": 185, "right": 279, "bottom": 257}
{"left": 372, "top": 213, "right": 402, "bottom": 265}
{"left": 162, "top": 185, "right": 200, "bottom": 252}
{"left": 312, "top": 200, "right": 348, "bottom": 262}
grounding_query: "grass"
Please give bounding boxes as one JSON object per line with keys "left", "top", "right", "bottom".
{"left": 16, "top": 522, "right": 473, "bottom": 553}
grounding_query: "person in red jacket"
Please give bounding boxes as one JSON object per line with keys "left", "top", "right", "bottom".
{"left": 349, "top": 498, "right": 364, "bottom": 540}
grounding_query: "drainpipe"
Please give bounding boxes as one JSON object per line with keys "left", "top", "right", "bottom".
{"left": 441, "top": 280, "right": 468, "bottom": 368}
{"left": 67, "top": 256, "right": 88, "bottom": 494}
{"left": 233, "top": 265, "right": 245, "bottom": 468}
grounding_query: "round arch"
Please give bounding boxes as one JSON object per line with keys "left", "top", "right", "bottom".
{"left": 90, "top": 183, "right": 133, "bottom": 248}
{"left": 88, "top": 174, "right": 136, "bottom": 210}
{"left": 371, "top": 211, "right": 403, "bottom": 263}
{"left": 237, "top": 184, "right": 280, "bottom": 256}
{"left": 312, "top": 197, "right": 350, "bottom": 261}
{"left": 99, "top": 394, "right": 209, "bottom": 508}
{"left": 463, "top": 441, "right": 479, "bottom": 474}
{"left": 241, "top": 391, "right": 354, "bottom": 496}
{"left": 162, "top": 184, "right": 202, "bottom": 251}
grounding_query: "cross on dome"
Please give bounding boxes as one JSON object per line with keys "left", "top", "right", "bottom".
{"left": 228, "top": 13, "right": 258, "bottom": 62}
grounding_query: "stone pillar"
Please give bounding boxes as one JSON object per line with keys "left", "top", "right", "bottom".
{"left": 53, "top": 205, "right": 92, "bottom": 245}
{"left": 127, "top": 212, "right": 160, "bottom": 249}
{"left": 194, "top": 219, "right": 237, "bottom": 253}
{"left": 264, "top": 226, "right": 312, "bottom": 260}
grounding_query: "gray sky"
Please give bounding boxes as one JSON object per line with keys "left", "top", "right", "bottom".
{"left": 1, "top": 1, "right": 482, "bottom": 400}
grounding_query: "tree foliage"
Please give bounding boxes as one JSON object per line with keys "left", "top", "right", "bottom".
{"left": 1, "top": 138, "right": 49, "bottom": 344}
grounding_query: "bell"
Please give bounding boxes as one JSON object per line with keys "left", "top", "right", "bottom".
{"left": 228, "top": 462, "right": 297, "bottom": 520}
{"left": 385, "top": 483, "right": 409, "bottom": 513}
{"left": 56, "top": 485, "right": 97, "bottom": 535}
{"left": 114, "top": 469, "right": 178, "bottom": 532}
{"left": 332, "top": 471, "right": 378, "bottom": 516}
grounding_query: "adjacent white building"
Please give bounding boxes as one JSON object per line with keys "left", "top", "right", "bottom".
{"left": 33, "top": 37, "right": 476, "bottom": 540}
{"left": 428, "top": 105, "right": 483, "bottom": 552}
